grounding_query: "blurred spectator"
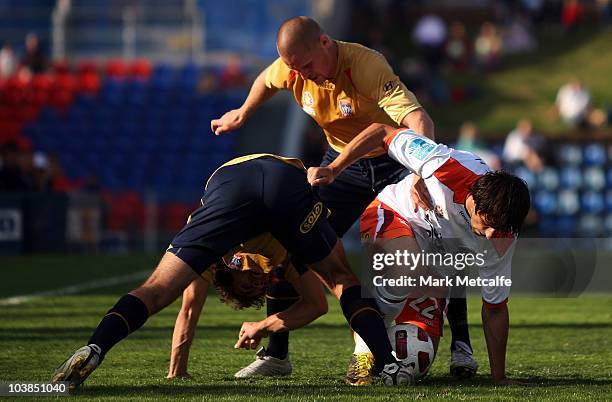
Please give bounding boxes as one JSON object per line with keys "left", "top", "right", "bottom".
{"left": 46, "top": 154, "right": 72, "bottom": 192}
{"left": 520, "top": 0, "right": 546, "bottom": 24}
{"left": 474, "top": 22, "right": 503, "bottom": 71}
{"left": 456, "top": 122, "right": 501, "bottom": 169}
{"left": 0, "top": 42, "right": 16, "bottom": 79}
{"left": 0, "top": 142, "right": 29, "bottom": 191}
{"left": 220, "top": 55, "right": 247, "bottom": 90}
{"left": 503, "top": 14, "right": 537, "bottom": 54}
{"left": 445, "top": 21, "right": 471, "bottom": 72}
{"left": 412, "top": 14, "right": 447, "bottom": 72}
{"left": 503, "top": 119, "right": 545, "bottom": 171}
{"left": 562, "top": 0, "right": 583, "bottom": 31}
{"left": 596, "top": 0, "right": 611, "bottom": 26}
{"left": 555, "top": 79, "right": 591, "bottom": 127}
{"left": 20, "top": 33, "right": 47, "bottom": 74}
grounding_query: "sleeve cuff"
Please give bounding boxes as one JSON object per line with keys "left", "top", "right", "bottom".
{"left": 383, "top": 128, "right": 405, "bottom": 152}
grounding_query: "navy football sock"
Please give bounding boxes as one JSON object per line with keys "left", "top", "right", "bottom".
{"left": 340, "top": 285, "right": 395, "bottom": 373}
{"left": 88, "top": 294, "right": 149, "bottom": 358}
{"left": 447, "top": 297, "right": 473, "bottom": 353}
{"left": 265, "top": 268, "right": 299, "bottom": 360}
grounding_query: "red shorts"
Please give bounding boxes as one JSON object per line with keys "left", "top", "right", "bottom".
{"left": 360, "top": 199, "right": 414, "bottom": 240}
{"left": 361, "top": 198, "right": 445, "bottom": 338}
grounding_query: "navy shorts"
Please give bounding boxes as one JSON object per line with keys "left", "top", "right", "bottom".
{"left": 317, "top": 147, "right": 409, "bottom": 237}
{"left": 168, "top": 157, "right": 337, "bottom": 275}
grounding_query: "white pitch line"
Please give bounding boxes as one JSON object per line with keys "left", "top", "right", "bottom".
{"left": 0, "top": 270, "right": 150, "bottom": 306}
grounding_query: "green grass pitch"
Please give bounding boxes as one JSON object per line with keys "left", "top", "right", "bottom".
{"left": 0, "top": 254, "right": 611, "bottom": 401}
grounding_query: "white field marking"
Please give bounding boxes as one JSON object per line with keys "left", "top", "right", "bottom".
{"left": 0, "top": 270, "right": 150, "bottom": 306}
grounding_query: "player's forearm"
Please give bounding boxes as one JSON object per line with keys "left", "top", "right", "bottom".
{"left": 240, "top": 69, "right": 278, "bottom": 119}
{"left": 482, "top": 303, "right": 509, "bottom": 383}
{"left": 168, "top": 280, "right": 208, "bottom": 377}
{"left": 328, "top": 123, "right": 394, "bottom": 175}
{"left": 400, "top": 108, "right": 435, "bottom": 140}
{"left": 257, "top": 297, "right": 326, "bottom": 334}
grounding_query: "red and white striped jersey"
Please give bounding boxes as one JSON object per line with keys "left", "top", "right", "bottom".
{"left": 377, "top": 129, "right": 516, "bottom": 304}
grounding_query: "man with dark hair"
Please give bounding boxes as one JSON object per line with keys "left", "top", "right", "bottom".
{"left": 52, "top": 154, "right": 416, "bottom": 391}
{"left": 308, "top": 124, "right": 530, "bottom": 385}
{"left": 211, "top": 16, "right": 478, "bottom": 381}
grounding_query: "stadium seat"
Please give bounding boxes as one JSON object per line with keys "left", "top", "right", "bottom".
{"left": 580, "top": 191, "right": 605, "bottom": 214}
{"left": 559, "top": 166, "right": 583, "bottom": 190}
{"left": 583, "top": 167, "right": 606, "bottom": 191}
{"left": 605, "top": 190, "right": 612, "bottom": 211}
{"left": 583, "top": 143, "right": 606, "bottom": 166}
{"left": 537, "top": 167, "right": 559, "bottom": 191}
{"left": 557, "top": 190, "right": 580, "bottom": 216}
{"left": 556, "top": 216, "right": 577, "bottom": 237}
{"left": 534, "top": 190, "right": 557, "bottom": 216}
{"left": 558, "top": 144, "right": 582, "bottom": 165}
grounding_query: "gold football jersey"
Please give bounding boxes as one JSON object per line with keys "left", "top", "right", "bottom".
{"left": 265, "top": 41, "right": 421, "bottom": 157}
{"left": 200, "top": 233, "right": 299, "bottom": 283}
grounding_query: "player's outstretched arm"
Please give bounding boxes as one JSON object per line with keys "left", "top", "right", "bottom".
{"left": 482, "top": 302, "right": 510, "bottom": 384}
{"left": 234, "top": 270, "right": 327, "bottom": 350}
{"left": 210, "top": 69, "right": 278, "bottom": 135}
{"left": 307, "top": 123, "right": 396, "bottom": 186}
{"left": 167, "top": 276, "right": 210, "bottom": 379}
{"left": 400, "top": 108, "right": 435, "bottom": 141}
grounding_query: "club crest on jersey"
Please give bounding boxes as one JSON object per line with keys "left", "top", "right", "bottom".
{"left": 302, "top": 91, "right": 316, "bottom": 116}
{"left": 408, "top": 138, "right": 436, "bottom": 161}
{"left": 338, "top": 98, "right": 354, "bottom": 117}
{"left": 229, "top": 254, "right": 243, "bottom": 269}
{"left": 300, "top": 202, "right": 323, "bottom": 233}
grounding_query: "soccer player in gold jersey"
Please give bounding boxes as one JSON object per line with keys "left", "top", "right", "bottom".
{"left": 211, "top": 16, "right": 476, "bottom": 382}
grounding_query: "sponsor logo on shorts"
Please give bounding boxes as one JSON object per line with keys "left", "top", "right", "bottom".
{"left": 408, "top": 138, "right": 436, "bottom": 161}
{"left": 338, "top": 98, "right": 354, "bottom": 117}
{"left": 300, "top": 202, "right": 323, "bottom": 233}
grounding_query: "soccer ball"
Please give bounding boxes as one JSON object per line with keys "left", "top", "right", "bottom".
{"left": 387, "top": 323, "right": 435, "bottom": 380}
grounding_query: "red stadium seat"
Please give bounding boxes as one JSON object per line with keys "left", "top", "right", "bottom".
{"left": 77, "top": 60, "right": 98, "bottom": 75}
{"left": 105, "top": 59, "right": 128, "bottom": 78}
{"left": 162, "top": 202, "right": 195, "bottom": 232}
{"left": 77, "top": 71, "right": 100, "bottom": 95}
{"left": 130, "top": 59, "right": 152, "bottom": 79}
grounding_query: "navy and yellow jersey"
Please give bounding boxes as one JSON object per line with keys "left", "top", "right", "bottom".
{"left": 206, "top": 153, "right": 305, "bottom": 189}
{"left": 198, "top": 233, "right": 300, "bottom": 284}
{"left": 264, "top": 41, "right": 422, "bottom": 157}
{"left": 168, "top": 155, "right": 337, "bottom": 276}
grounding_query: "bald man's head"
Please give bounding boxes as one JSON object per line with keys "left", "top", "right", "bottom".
{"left": 277, "top": 16, "right": 323, "bottom": 56}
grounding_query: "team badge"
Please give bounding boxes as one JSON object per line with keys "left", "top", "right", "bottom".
{"left": 338, "top": 98, "right": 354, "bottom": 117}
{"left": 229, "top": 254, "right": 243, "bottom": 269}
{"left": 302, "top": 91, "right": 316, "bottom": 116}
{"left": 300, "top": 202, "right": 323, "bottom": 233}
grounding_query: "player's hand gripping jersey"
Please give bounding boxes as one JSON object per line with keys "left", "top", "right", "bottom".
{"left": 368, "top": 129, "right": 516, "bottom": 306}
{"left": 265, "top": 41, "right": 421, "bottom": 157}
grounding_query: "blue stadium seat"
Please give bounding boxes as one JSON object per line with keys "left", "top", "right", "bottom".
{"left": 583, "top": 167, "right": 606, "bottom": 191}
{"left": 556, "top": 216, "right": 577, "bottom": 237}
{"left": 580, "top": 191, "right": 605, "bottom": 214}
{"left": 534, "top": 190, "right": 557, "bottom": 216}
{"left": 559, "top": 166, "right": 582, "bottom": 190}
{"left": 605, "top": 190, "right": 612, "bottom": 211}
{"left": 558, "top": 144, "right": 582, "bottom": 165}
{"left": 583, "top": 143, "right": 606, "bottom": 166}
{"left": 537, "top": 167, "right": 559, "bottom": 191}
{"left": 557, "top": 190, "right": 580, "bottom": 215}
